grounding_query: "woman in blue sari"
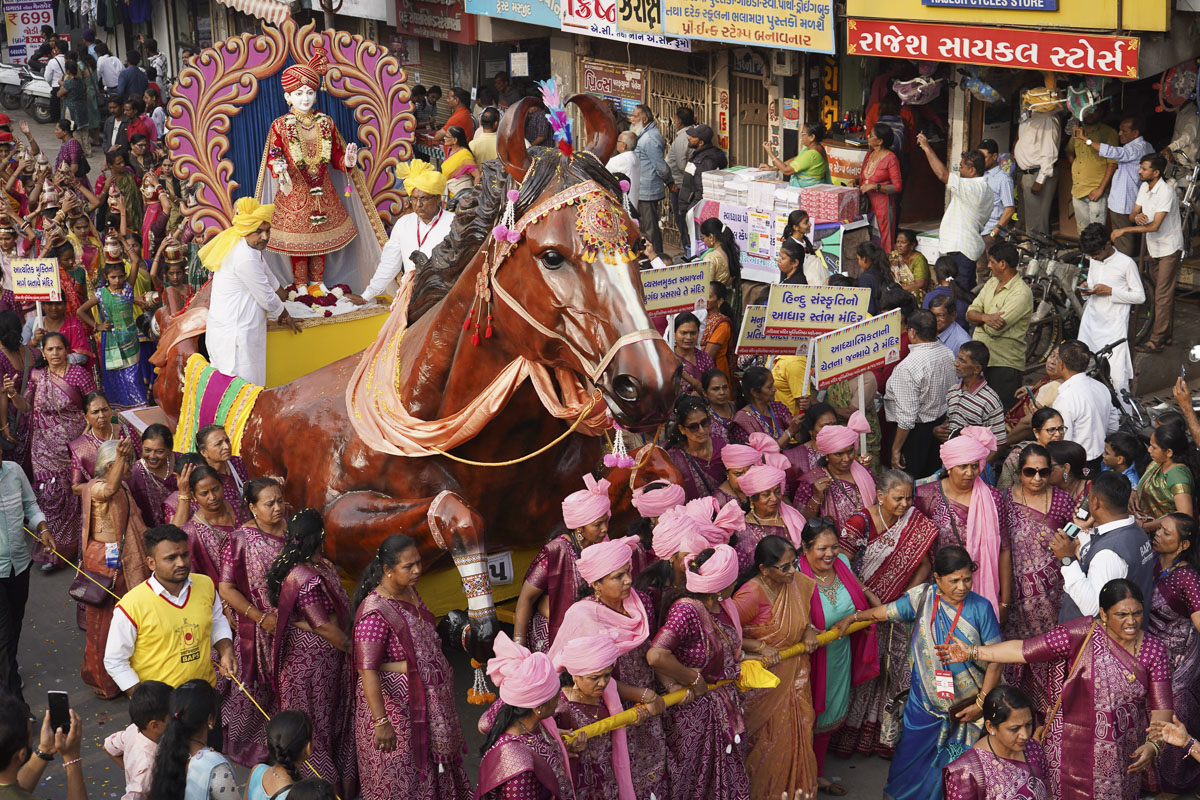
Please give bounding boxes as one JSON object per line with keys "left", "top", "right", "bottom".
{"left": 835, "top": 545, "right": 1002, "bottom": 800}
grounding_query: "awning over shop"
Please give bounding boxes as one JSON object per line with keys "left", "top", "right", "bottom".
{"left": 215, "top": 0, "right": 291, "bottom": 26}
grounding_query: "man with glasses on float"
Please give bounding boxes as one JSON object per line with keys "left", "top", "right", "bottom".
{"left": 350, "top": 161, "right": 454, "bottom": 305}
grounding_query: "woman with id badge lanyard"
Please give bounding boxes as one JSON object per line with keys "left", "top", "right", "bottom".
{"left": 835, "top": 545, "right": 1002, "bottom": 800}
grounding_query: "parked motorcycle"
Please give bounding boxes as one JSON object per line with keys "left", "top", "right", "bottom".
{"left": 0, "top": 62, "right": 25, "bottom": 111}
{"left": 19, "top": 63, "right": 50, "bottom": 123}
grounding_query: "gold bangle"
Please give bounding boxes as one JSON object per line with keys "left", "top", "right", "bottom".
{"left": 975, "top": 695, "right": 985, "bottom": 710}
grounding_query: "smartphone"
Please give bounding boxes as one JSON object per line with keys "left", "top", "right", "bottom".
{"left": 1063, "top": 522, "right": 1082, "bottom": 539}
{"left": 1183, "top": 364, "right": 1188, "bottom": 381}
{"left": 1075, "top": 494, "right": 1090, "bottom": 520}
{"left": 47, "top": 691, "right": 70, "bottom": 735}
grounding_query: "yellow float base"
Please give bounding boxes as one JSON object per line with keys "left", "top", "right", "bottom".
{"left": 264, "top": 305, "right": 389, "bottom": 388}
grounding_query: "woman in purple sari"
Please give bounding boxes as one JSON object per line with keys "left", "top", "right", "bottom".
{"left": 0, "top": 309, "right": 34, "bottom": 477}
{"left": 182, "top": 465, "right": 238, "bottom": 584}
{"left": 514, "top": 475, "right": 612, "bottom": 652}
{"left": 647, "top": 544, "right": 751, "bottom": 800}
{"left": 938, "top": 578, "right": 1173, "bottom": 800}
{"left": 69, "top": 392, "right": 140, "bottom": 496}
{"left": 128, "top": 423, "right": 175, "bottom": 528}
{"left": 352, "top": 533, "right": 473, "bottom": 800}
{"left": 736, "top": 464, "right": 806, "bottom": 573}
{"left": 267, "top": 509, "right": 358, "bottom": 799}
{"left": 1147, "top": 513, "right": 1200, "bottom": 793}
{"left": 729, "top": 366, "right": 803, "bottom": 448}
{"left": 16, "top": 331, "right": 94, "bottom": 567}
{"left": 479, "top": 632, "right": 573, "bottom": 800}
{"left": 217, "top": 477, "right": 288, "bottom": 766}
{"left": 673, "top": 313, "right": 715, "bottom": 399}
{"left": 196, "top": 424, "right": 250, "bottom": 524}
{"left": 1000, "top": 443, "right": 1075, "bottom": 718}
{"left": 793, "top": 411, "right": 877, "bottom": 534}
{"left": 941, "top": 686, "right": 1049, "bottom": 800}
{"left": 666, "top": 396, "right": 727, "bottom": 502}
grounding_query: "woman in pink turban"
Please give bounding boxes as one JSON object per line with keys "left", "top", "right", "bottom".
{"left": 553, "top": 634, "right": 648, "bottom": 800}
{"left": 629, "top": 480, "right": 686, "bottom": 577}
{"left": 552, "top": 537, "right": 668, "bottom": 800}
{"left": 714, "top": 430, "right": 794, "bottom": 507}
{"left": 350, "top": 533, "right": 473, "bottom": 800}
{"left": 635, "top": 506, "right": 708, "bottom": 620}
{"left": 792, "top": 402, "right": 840, "bottom": 475}
{"left": 478, "top": 632, "right": 574, "bottom": 799}
{"left": 732, "top": 533, "right": 820, "bottom": 800}
{"left": 738, "top": 463, "right": 807, "bottom": 573}
{"left": 666, "top": 396, "right": 727, "bottom": 501}
{"left": 914, "top": 426, "right": 1011, "bottom": 618}
{"left": 514, "top": 474, "right": 612, "bottom": 652}
{"left": 648, "top": 544, "right": 751, "bottom": 799}
{"left": 794, "top": 410, "right": 878, "bottom": 534}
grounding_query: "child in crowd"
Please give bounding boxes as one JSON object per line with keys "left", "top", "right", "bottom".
{"left": 1103, "top": 431, "right": 1145, "bottom": 487}
{"left": 104, "top": 680, "right": 172, "bottom": 800}
{"left": 76, "top": 255, "right": 148, "bottom": 406}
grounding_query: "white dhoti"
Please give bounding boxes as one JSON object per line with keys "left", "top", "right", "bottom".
{"left": 205, "top": 239, "right": 284, "bottom": 386}
{"left": 1078, "top": 249, "right": 1145, "bottom": 409}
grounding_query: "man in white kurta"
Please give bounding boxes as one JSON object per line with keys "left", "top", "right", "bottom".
{"left": 1077, "top": 222, "right": 1145, "bottom": 404}
{"left": 199, "top": 199, "right": 300, "bottom": 385}
{"left": 353, "top": 160, "right": 455, "bottom": 303}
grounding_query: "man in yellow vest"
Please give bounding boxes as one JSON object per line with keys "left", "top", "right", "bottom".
{"left": 103, "top": 525, "right": 236, "bottom": 695}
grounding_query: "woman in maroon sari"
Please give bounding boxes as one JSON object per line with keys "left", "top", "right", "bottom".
{"left": 182, "top": 465, "right": 238, "bottom": 584}
{"left": 833, "top": 468, "right": 938, "bottom": 758}
{"left": 68, "top": 392, "right": 140, "bottom": 498}
{"left": 712, "top": 435, "right": 771, "bottom": 509}
{"left": 737, "top": 464, "right": 806, "bottom": 573}
{"left": 267, "top": 509, "right": 357, "bottom": 799}
{"left": 666, "top": 396, "right": 727, "bottom": 502}
{"left": 730, "top": 366, "right": 803, "bottom": 448}
{"left": 938, "top": 578, "right": 1173, "bottom": 800}
{"left": 217, "top": 477, "right": 288, "bottom": 766}
{"left": 552, "top": 537, "right": 668, "bottom": 800}
{"left": 941, "top": 686, "right": 1050, "bottom": 800}
{"left": 479, "top": 632, "right": 573, "bottom": 800}
{"left": 195, "top": 424, "right": 250, "bottom": 524}
{"left": 352, "top": 533, "right": 473, "bottom": 800}
{"left": 648, "top": 544, "right": 751, "bottom": 800}
{"left": 128, "top": 423, "right": 176, "bottom": 528}
{"left": 1000, "top": 443, "right": 1075, "bottom": 718}
{"left": 17, "top": 332, "right": 94, "bottom": 568}
{"left": 514, "top": 474, "right": 612, "bottom": 652}
{"left": 1147, "top": 513, "right": 1200, "bottom": 793}
{"left": 673, "top": 312, "right": 715, "bottom": 399}
{"left": 794, "top": 411, "right": 877, "bottom": 534}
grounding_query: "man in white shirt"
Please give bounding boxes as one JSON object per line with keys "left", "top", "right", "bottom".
{"left": 43, "top": 41, "right": 67, "bottom": 124}
{"left": 1077, "top": 223, "right": 1144, "bottom": 404}
{"left": 917, "top": 133, "right": 992, "bottom": 291}
{"left": 884, "top": 309, "right": 957, "bottom": 479}
{"left": 1048, "top": 339, "right": 1117, "bottom": 471}
{"left": 353, "top": 162, "right": 454, "bottom": 304}
{"left": 1075, "top": 117, "right": 1155, "bottom": 257}
{"left": 606, "top": 131, "right": 641, "bottom": 215}
{"left": 95, "top": 43, "right": 122, "bottom": 94}
{"left": 1012, "top": 75, "right": 1063, "bottom": 237}
{"left": 1050, "top": 472, "right": 1154, "bottom": 622}
{"left": 104, "top": 525, "right": 237, "bottom": 694}
{"left": 976, "top": 138, "right": 1015, "bottom": 284}
{"left": 200, "top": 200, "right": 301, "bottom": 385}
{"left": 1111, "top": 154, "right": 1183, "bottom": 352}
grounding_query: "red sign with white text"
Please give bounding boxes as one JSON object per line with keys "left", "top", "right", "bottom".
{"left": 846, "top": 19, "right": 1138, "bottom": 78}
{"left": 394, "top": 0, "right": 476, "bottom": 44}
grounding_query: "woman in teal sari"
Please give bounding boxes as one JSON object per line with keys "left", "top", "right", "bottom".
{"left": 75, "top": 258, "right": 147, "bottom": 406}
{"left": 836, "top": 545, "right": 1002, "bottom": 800}
{"left": 760, "top": 123, "right": 830, "bottom": 187}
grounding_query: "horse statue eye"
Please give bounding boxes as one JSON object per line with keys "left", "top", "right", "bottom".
{"left": 540, "top": 250, "right": 567, "bottom": 270}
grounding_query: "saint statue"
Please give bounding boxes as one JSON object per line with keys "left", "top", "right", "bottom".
{"left": 255, "top": 47, "right": 376, "bottom": 296}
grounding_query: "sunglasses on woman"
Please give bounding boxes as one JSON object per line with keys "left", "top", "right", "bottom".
{"left": 682, "top": 417, "right": 711, "bottom": 432}
{"left": 1021, "top": 467, "right": 1052, "bottom": 478}
{"left": 771, "top": 559, "right": 802, "bottom": 573}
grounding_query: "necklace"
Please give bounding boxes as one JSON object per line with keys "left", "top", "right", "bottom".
{"left": 89, "top": 424, "right": 116, "bottom": 443}
{"left": 749, "top": 510, "right": 784, "bottom": 528}
{"left": 813, "top": 569, "right": 841, "bottom": 603}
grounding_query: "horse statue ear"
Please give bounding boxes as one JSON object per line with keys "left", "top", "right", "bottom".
{"left": 566, "top": 93, "right": 618, "bottom": 163}
{"left": 498, "top": 96, "right": 537, "bottom": 183}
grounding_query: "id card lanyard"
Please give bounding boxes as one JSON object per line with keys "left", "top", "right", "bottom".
{"left": 932, "top": 593, "right": 964, "bottom": 700}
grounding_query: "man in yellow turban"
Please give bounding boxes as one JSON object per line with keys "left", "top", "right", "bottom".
{"left": 349, "top": 160, "right": 454, "bottom": 304}
{"left": 202, "top": 197, "right": 300, "bottom": 384}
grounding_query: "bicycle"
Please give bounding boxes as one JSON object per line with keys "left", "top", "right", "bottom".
{"left": 997, "top": 226, "right": 1088, "bottom": 368}
{"left": 1088, "top": 337, "right": 1154, "bottom": 443}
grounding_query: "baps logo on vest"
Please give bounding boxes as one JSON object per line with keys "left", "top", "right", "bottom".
{"left": 177, "top": 622, "right": 202, "bottom": 664}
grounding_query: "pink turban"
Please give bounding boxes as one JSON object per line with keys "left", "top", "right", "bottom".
{"left": 720, "top": 432, "right": 790, "bottom": 470}
{"left": 938, "top": 426, "right": 1002, "bottom": 616}
{"left": 486, "top": 631, "right": 561, "bottom": 709}
{"left": 684, "top": 544, "right": 745, "bottom": 642}
{"left": 562, "top": 475, "right": 612, "bottom": 529}
{"left": 551, "top": 634, "right": 635, "bottom": 800}
{"left": 651, "top": 506, "right": 705, "bottom": 559}
{"left": 577, "top": 536, "right": 638, "bottom": 583}
{"left": 738, "top": 464, "right": 786, "bottom": 496}
{"left": 683, "top": 497, "right": 746, "bottom": 547}
{"left": 813, "top": 410, "right": 876, "bottom": 509}
{"left": 631, "top": 482, "right": 686, "bottom": 518}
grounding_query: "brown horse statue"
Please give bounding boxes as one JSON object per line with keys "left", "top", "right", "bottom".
{"left": 152, "top": 95, "right": 681, "bottom": 660}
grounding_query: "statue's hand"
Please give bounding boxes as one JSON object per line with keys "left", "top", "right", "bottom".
{"left": 344, "top": 143, "right": 358, "bottom": 170}
{"left": 277, "top": 171, "right": 293, "bottom": 196}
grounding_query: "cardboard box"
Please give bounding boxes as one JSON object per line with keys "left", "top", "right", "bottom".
{"left": 800, "top": 185, "right": 861, "bottom": 224}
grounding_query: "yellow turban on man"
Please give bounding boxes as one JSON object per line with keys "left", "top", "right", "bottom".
{"left": 198, "top": 198, "right": 276, "bottom": 272}
{"left": 404, "top": 159, "right": 446, "bottom": 197}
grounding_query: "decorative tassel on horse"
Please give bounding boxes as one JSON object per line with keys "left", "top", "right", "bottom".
{"left": 467, "top": 658, "right": 496, "bottom": 705}
{"left": 603, "top": 417, "right": 637, "bottom": 469}
{"left": 618, "top": 179, "right": 636, "bottom": 221}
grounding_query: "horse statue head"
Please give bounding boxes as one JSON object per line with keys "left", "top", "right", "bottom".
{"left": 407, "top": 92, "right": 677, "bottom": 434}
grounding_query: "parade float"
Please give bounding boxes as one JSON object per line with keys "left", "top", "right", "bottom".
{"left": 150, "top": 18, "right": 680, "bottom": 662}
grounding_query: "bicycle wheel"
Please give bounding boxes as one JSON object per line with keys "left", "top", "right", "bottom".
{"left": 1025, "top": 299, "right": 1064, "bottom": 370}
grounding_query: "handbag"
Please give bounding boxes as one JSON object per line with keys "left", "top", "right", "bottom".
{"left": 68, "top": 525, "right": 126, "bottom": 607}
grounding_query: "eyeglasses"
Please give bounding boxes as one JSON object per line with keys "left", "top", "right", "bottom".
{"left": 771, "top": 559, "right": 802, "bottom": 573}
{"left": 1039, "top": 425, "right": 1067, "bottom": 435}
{"left": 1021, "top": 467, "right": 1052, "bottom": 478}
{"left": 682, "top": 417, "right": 711, "bottom": 432}
{"left": 410, "top": 194, "right": 440, "bottom": 205}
